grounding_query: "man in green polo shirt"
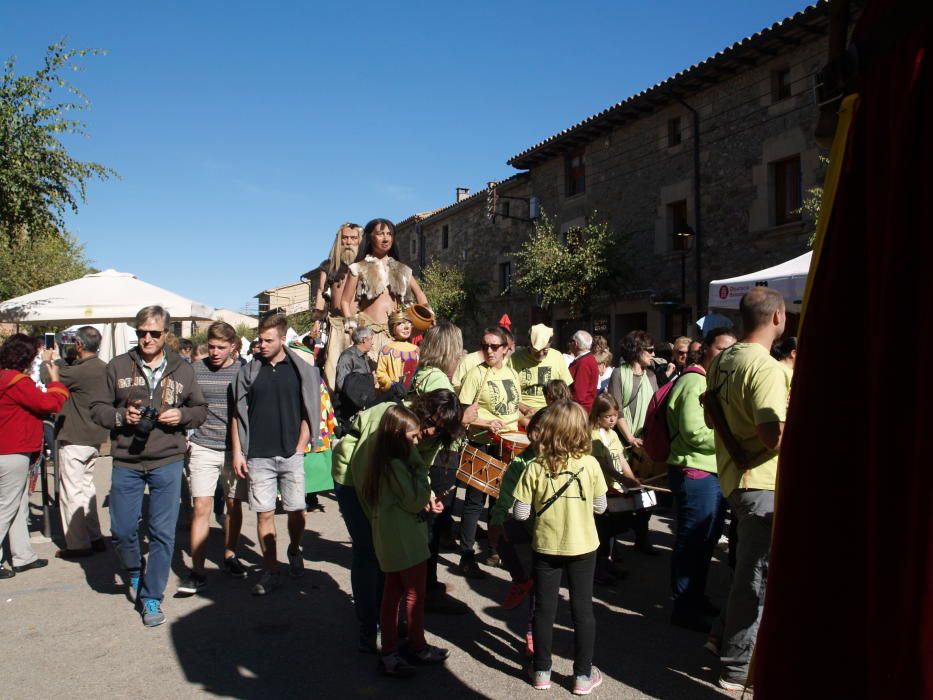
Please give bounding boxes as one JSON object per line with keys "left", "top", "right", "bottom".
{"left": 706, "top": 287, "right": 788, "bottom": 691}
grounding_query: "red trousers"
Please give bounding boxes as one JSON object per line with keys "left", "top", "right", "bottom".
{"left": 379, "top": 559, "right": 427, "bottom": 654}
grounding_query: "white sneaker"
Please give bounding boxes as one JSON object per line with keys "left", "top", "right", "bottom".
{"left": 287, "top": 547, "right": 304, "bottom": 578}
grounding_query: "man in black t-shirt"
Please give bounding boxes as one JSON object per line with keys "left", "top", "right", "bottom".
{"left": 232, "top": 314, "right": 321, "bottom": 596}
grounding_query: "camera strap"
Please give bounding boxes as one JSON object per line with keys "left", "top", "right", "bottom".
{"left": 125, "top": 358, "right": 170, "bottom": 410}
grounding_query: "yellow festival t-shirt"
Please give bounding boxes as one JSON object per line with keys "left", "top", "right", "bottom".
{"left": 512, "top": 454, "right": 608, "bottom": 556}
{"left": 508, "top": 347, "right": 574, "bottom": 411}
{"left": 591, "top": 427, "right": 626, "bottom": 491}
{"left": 458, "top": 363, "right": 522, "bottom": 441}
{"left": 707, "top": 342, "right": 788, "bottom": 497}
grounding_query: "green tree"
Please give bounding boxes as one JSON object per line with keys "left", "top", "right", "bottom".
{"left": 800, "top": 155, "right": 829, "bottom": 248}
{"left": 0, "top": 227, "right": 91, "bottom": 301}
{"left": 0, "top": 41, "right": 115, "bottom": 243}
{"left": 419, "top": 259, "right": 484, "bottom": 324}
{"left": 513, "top": 211, "right": 617, "bottom": 316}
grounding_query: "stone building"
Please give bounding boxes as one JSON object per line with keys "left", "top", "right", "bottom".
{"left": 396, "top": 2, "right": 843, "bottom": 350}
{"left": 254, "top": 280, "right": 310, "bottom": 316}
{"left": 395, "top": 174, "right": 537, "bottom": 345}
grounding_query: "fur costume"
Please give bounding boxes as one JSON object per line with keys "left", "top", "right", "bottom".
{"left": 349, "top": 256, "right": 414, "bottom": 304}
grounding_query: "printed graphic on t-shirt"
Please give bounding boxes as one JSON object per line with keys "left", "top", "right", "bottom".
{"left": 520, "top": 366, "right": 552, "bottom": 398}
{"left": 487, "top": 378, "right": 519, "bottom": 417}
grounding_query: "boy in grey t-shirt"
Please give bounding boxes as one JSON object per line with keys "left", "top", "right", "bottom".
{"left": 178, "top": 323, "right": 249, "bottom": 594}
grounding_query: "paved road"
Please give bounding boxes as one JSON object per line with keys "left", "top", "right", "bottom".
{"left": 1, "top": 458, "right": 734, "bottom": 699}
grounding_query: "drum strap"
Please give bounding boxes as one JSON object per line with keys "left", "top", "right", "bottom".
{"left": 537, "top": 468, "right": 585, "bottom": 517}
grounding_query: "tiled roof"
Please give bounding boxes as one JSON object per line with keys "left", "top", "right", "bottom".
{"left": 396, "top": 209, "right": 446, "bottom": 227}
{"left": 399, "top": 172, "right": 530, "bottom": 228}
{"left": 508, "top": 1, "right": 835, "bottom": 169}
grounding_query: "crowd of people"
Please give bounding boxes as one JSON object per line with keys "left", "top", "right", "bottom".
{"left": 0, "top": 217, "right": 795, "bottom": 694}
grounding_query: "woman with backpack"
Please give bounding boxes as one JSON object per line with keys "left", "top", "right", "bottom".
{"left": 666, "top": 328, "right": 736, "bottom": 633}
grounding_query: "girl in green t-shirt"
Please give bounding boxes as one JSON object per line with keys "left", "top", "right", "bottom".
{"left": 358, "top": 405, "right": 450, "bottom": 678}
{"left": 512, "top": 400, "right": 608, "bottom": 694}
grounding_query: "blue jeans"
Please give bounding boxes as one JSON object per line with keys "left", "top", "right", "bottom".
{"left": 109, "top": 461, "right": 183, "bottom": 603}
{"left": 335, "top": 482, "right": 384, "bottom": 636}
{"left": 669, "top": 466, "right": 726, "bottom": 615}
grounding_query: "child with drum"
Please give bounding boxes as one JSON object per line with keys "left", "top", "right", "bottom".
{"left": 589, "top": 393, "right": 644, "bottom": 585}
{"left": 358, "top": 404, "right": 450, "bottom": 678}
{"left": 511, "top": 400, "right": 608, "bottom": 695}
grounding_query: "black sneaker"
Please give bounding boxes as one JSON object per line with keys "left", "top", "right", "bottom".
{"left": 223, "top": 556, "right": 249, "bottom": 579}
{"left": 457, "top": 554, "right": 486, "bottom": 580}
{"left": 379, "top": 652, "right": 416, "bottom": 678}
{"left": 13, "top": 558, "right": 48, "bottom": 573}
{"left": 0, "top": 566, "right": 14, "bottom": 580}
{"left": 177, "top": 571, "right": 208, "bottom": 595}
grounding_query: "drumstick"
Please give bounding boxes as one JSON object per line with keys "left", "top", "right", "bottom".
{"left": 639, "top": 484, "right": 672, "bottom": 494}
{"left": 639, "top": 473, "right": 669, "bottom": 485}
{"left": 469, "top": 364, "right": 500, "bottom": 438}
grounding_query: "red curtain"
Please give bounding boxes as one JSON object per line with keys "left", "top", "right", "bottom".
{"left": 754, "top": 2, "right": 932, "bottom": 698}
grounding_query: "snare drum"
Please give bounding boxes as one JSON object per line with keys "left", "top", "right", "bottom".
{"left": 606, "top": 487, "right": 658, "bottom": 513}
{"left": 456, "top": 444, "right": 507, "bottom": 498}
{"left": 494, "top": 431, "right": 530, "bottom": 464}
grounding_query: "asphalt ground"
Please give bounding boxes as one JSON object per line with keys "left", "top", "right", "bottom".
{"left": 1, "top": 457, "right": 736, "bottom": 699}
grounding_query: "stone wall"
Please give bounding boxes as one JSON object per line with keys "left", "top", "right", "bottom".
{"left": 398, "top": 29, "right": 829, "bottom": 352}
{"left": 395, "top": 175, "right": 537, "bottom": 347}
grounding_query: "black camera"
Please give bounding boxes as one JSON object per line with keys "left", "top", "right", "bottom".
{"left": 129, "top": 406, "right": 160, "bottom": 454}
{"left": 135, "top": 406, "right": 160, "bottom": 437}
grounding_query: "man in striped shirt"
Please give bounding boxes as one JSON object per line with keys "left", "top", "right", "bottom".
{"left": 178, "top": 322, "right": 249, "bottom": 594}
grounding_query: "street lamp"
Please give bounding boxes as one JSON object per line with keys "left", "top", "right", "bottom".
{"left": 676, "top": 225, "right": 695, "bottom": 335}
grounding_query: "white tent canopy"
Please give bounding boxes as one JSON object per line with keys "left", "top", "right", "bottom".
{"left": 0, "top": 269, "right": 216, "bottom": 362}
{"left": 708, "top": 251, "right": 812, "bottom": 311}
{"left": 0, "top": 269, "right": 215, "bottom": 325}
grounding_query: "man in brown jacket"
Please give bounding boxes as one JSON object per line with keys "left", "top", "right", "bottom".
{"left": 90, "top": 306, "right": 207, "bottom": 627}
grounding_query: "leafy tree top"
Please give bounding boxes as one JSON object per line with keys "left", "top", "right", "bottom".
{"left": 0, "top": 41, "right": 115, "bottom": 242}
{"left": 513, "top": 211, "right": 616, "bottom": 312}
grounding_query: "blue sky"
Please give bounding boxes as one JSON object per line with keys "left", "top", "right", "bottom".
{"left": 1, "top": 0, "right": 812, "bottom": 313}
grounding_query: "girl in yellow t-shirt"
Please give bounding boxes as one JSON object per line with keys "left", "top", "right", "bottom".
{"left": 589, "top": 393, "right": 643, "bottom": 585}
{"left": 512, "top": 400, "right": 608, "bottom": 694}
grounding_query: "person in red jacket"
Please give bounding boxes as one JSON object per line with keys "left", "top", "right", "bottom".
{"left": 0, "top": 334, "right": 70, "bottom": 579}
{"left": 568, "top": 330, "right": 599, "bottom": 413}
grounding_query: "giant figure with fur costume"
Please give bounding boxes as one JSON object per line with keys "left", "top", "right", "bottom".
{"left": 340, "top": 218, "right": 429, "bottom": 362}
{"left": 310, "top": 223, "right": 362, "bottom": 391}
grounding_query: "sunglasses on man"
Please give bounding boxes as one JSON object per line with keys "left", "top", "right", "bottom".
{"left": 135, "top": 330, "right": 164, "bottom": 339}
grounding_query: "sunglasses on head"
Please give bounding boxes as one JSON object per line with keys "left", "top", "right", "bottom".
{"left": 480, "top": 343, "right": 504, "bottom": 351}
{"left": 135, "top": 330, "right": 164, "bottom": 339}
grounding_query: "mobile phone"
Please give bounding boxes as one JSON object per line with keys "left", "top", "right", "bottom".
{"left": 44, "top": 333, "right": 55, "bottom": 350}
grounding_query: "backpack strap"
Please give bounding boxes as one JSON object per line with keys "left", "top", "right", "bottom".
{"left": 666, "top": 366, "right": 706, "bottom": 446}
{"left": 536, "top": 467, "right": 585, "bottom": 517}
{"left": 0, "top": 370, "right": 30, "bottom": 397}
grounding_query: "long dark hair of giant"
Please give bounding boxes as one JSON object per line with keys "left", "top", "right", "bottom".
{"left": 355, "top": 218, "right": 401, "bottom": 261}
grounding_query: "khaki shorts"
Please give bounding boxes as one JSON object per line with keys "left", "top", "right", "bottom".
{"left": 186, "top": 442, "right": 249, "bottom": 501}
{"left": 247, "top": 453, "right": 305, "bottom": 513}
